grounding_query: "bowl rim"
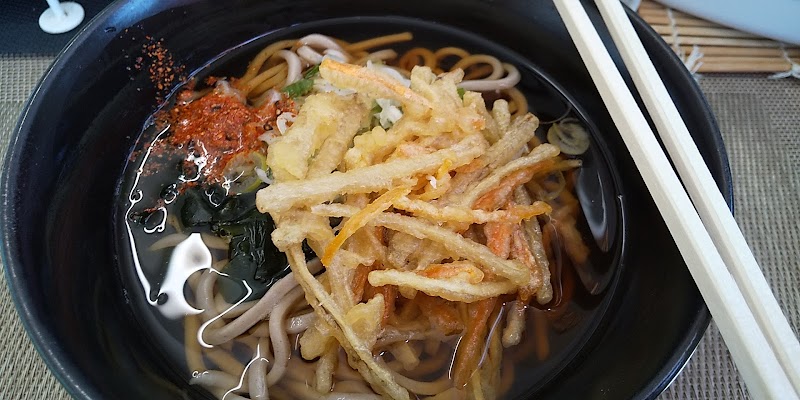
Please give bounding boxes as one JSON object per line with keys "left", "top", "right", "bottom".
{"left": 1, "top": 1, "right": 731, "bottom": 399}
{"left": 625, "top": 9, "right": 730, "bottom": 397}
{"left": 1, "top": 1, "right": 136, "bottom": 398}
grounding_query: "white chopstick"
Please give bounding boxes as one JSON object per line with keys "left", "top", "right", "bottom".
{"left": 552, "top": 0, "right": 799, "bottom": 398}
{"left": 592, "top": 0, "right": 800, "bottom": 394}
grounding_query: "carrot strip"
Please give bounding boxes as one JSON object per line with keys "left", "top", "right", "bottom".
{"left": 379, "top": 285, "right": 397, "bottom": 327}
{"left": 417, "top": 295, "right": 464, "bottom": 335}
{"left": 364, "top": 283, "right": 397, "bottom": 327}
{"left": 554, "top": 218, "right": 590, "bottom": 266}
{"left": 453, "top": 297, "right": 497, "bottom": 387}
{"left": 508, "top": 203, "right": 553, "bottom": 221}
{"left": 484, "top": 222, "right": 513, "bottom": 260}
{"left": 417, "top": 261, "right": 485, "bottom": 284}
{"left": 322, "top": 186, "right": 410, "bottom": 266}
{"left": 397, "top": 294, "right": 421, "bottom": 322}
{"left": 474, "top": 158, "right": 582, "bottom": 211}
{"left": 351, "top": 264, "right": 372, "bottom": 302}
{"left": 511, "top": 225, "right": 543, "bottom": 303}
{"left": 474, "top": 169, "right": 532, "bottom": 211}
{"left": 451, "top": 211, "right": 516, "bottom": 386}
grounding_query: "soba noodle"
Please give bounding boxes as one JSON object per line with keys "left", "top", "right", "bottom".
{"left": 234, "top": 33, "right": 527, "bottom": 116}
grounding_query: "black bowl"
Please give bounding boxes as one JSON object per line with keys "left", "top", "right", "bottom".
{"left": 1, "top": 0, "right": 731, "bottom": 399}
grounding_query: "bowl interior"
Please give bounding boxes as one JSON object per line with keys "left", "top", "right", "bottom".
{"left": 2, "top": 1, "right": 730, "bottom": 399}
{"left": 118, "top": 16, "right": 625, "bottom": 400}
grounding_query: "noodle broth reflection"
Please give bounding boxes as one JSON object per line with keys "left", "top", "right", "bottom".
{"left": 118, "top": 27, "right": 620, "bottom": 400}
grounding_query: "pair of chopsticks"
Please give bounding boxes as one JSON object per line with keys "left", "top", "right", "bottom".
{"left": 553, "top": 0, "right": 800, "bottom": 398}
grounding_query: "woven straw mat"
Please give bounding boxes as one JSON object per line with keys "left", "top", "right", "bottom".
{"left": 1, "top": 54, "right": 798, "bottom": 400}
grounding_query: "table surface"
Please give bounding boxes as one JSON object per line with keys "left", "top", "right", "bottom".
{"left": 1, "top": 51, "right": 798, "bottom": 400}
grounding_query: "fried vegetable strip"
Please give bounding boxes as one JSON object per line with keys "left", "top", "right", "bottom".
{"left": 452, "top": 298, "right": 497, "bottom": 387}
{"left": 491, "top": 99, "right": 511, "bottom": 134}
{"left": 270, "top": 210, "right": 335, "bottom": 252}
{"left": 246, "top": 53, "right": 590, "bottom": 400}
{"left": 310, "top": 204, "right": 531, "bottom": 285}
{"left": 315, "top": 347, "right": 338, "bottom": 393}
{"left": 416, "top": 295, "right": 464, "bottom": 335}
{"left": 514, "top": 187, "right": 553, "bottom": 304}
{"left": 284, "top": 244, "right": 410, "bottom": 400}
{"left": 511, "top": 225, "right": 544, "bottom": 303}
{"left": 484, "top": 222, "right": 513, "bottom": 260}
{"left": 442, "top": 113, "right": 538, "bottom": 202}
{"left": 417, "top": 261, "right": 484, "bottom": 284}
{"left": 393, "top": 196, "right": 552, "bottom": 224}
{"left": 411, "top": 241, "right": 451, "bottom": 272}
{"left": 502, "top": 300, "right": 526, "bottom": 348}
{"left": 374, "top": 212, "right": 529, "bottom": 284}
{"left": 327, "top": 249, "right": 366, "bottom": 311}
{"left": 257, "top": 135, "right": 486, "bottom": 213}
{"left": 366, "top": 284, "right": 397, "bottom": 328}
{"left": 320, "top": 59, "right": 432, "bottom": 116}
{"left": 551, "top": 189, "right": 591, "bottom": 267}
{"left": 458, "top": 143, "right": 561, "bottom": 208}
{"left": 481, "top": 113, "right": 540, "bottom": 171}
{"left": 267, "top": 93, "right": 367, "bottom": 182}
{"left": 307, "top": 100, "right": 370, "bottom": 178}
{"left": 386, "top": 232, "right": 422, "bottom": 269}
{"left": 368, "top": 270, "right": 516, "bottom": 303}
{"left": 351, "top": 264, "right": 372, "bottom": 302}
{"left": 322, "top": 186, "right": 411, "bottom": 266}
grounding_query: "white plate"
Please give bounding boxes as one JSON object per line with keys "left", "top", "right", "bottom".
{"left": 658, "top": 0, "right": 800, "bottom": 45}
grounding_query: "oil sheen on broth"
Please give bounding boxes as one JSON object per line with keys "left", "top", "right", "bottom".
{"left": 117, "top": 28, "right": 620, "bottom": 400}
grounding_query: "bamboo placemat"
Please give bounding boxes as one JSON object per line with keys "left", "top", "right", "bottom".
{"left": 637, "top": 0, "right": 800, "bottom": 74}
{"left": 1, "top": 14, "right": 799, "bottom": 399}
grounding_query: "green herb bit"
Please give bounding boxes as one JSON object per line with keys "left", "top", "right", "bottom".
{"left": 282, "top": 78, "right": 314, "bottom": 98}
{"left": 304, "top": 64, "right": 320, "bottom": 79}
{"left": 371, "top": 101, "right": 383, "bottom": 115}
{"left": 281, "top": 64, "right": 321, "bottom": 98}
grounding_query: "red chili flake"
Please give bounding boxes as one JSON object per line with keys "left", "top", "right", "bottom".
{"left": 137, "top": 74, "right": 297, "bottom": 190}
{"left": 139, "top": 37, "right": 185, "bottom": 102}
{"left": 166, "top": 91, "right": 268, "bottom": 182}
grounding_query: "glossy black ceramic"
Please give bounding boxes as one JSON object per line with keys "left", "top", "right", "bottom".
{"left": 2, "top": 0, "right": 731, "bottom": 399}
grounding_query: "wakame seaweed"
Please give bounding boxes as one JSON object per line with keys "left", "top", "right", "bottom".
{"left": 179, "top": 186, "right": 291, "bottom": 301}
